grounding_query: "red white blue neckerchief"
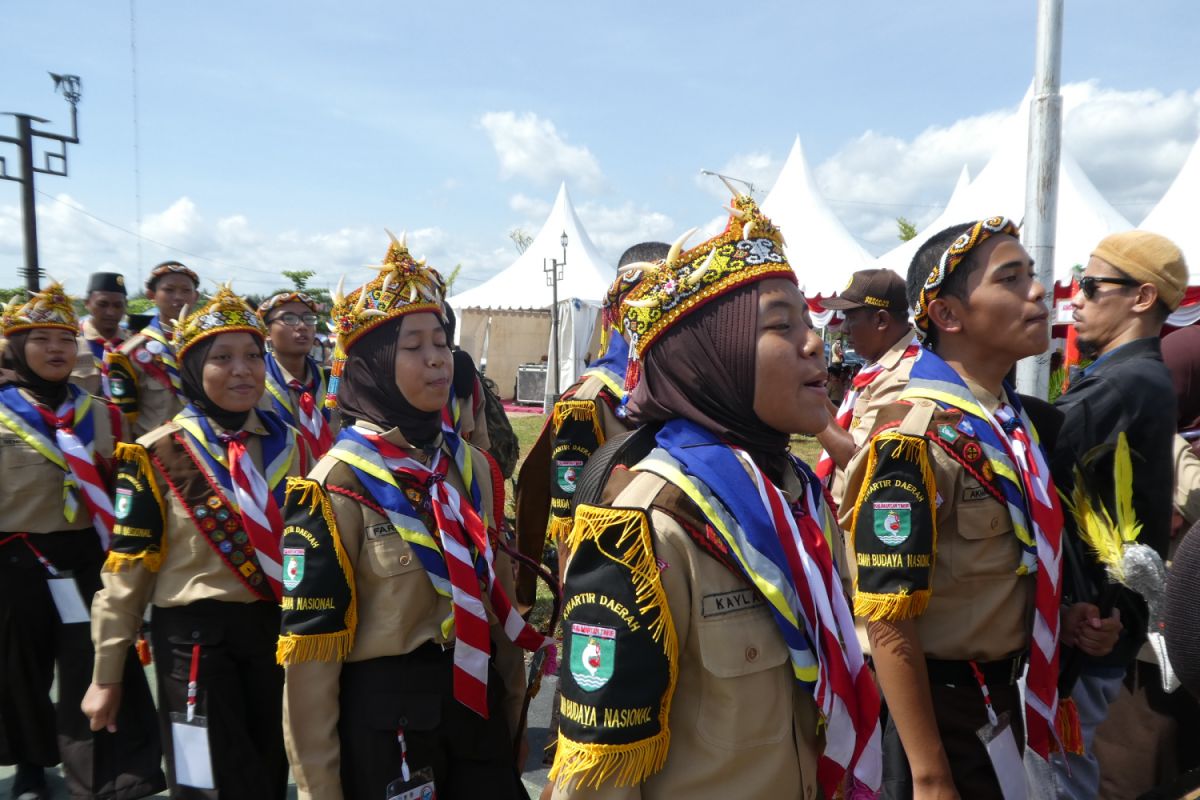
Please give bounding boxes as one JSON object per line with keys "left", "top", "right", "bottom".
{"left": 328, "top": 423, "right": 551, "bottom": 716}
{"left": 582, "top": 328, "right": 629, "bottom": 405}
{"left": 142, "top": 317, "right": 184, "bottom": 396}
{"left": 0, "top": 384, "right": 115, "bottom": 547}
{"left": 264, "top": 352, "right": 332, "bottom": 458}
{"left": 632, "top": 418, "right": 881, "bottom": 795}
{"left": 174, "top": 406, "right": 295, "bottom": 596}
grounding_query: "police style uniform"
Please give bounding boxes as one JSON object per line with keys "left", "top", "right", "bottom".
{"left": 71, "top": 317, "right": 128, "bottom": 398}
{"left": 90, "top": 409, "right": 302, "bottom": 800}
{"left": 841, "top": 388, "right": 1031, "bottom": 798}
{"left": 277, "top": 425, "right": 527, "bottom": 800}
{"left": 106, "top": 328, "right": 187, "bottom": 439}
{"left": 549, "top": 467, "right": 824, "bottom": 800}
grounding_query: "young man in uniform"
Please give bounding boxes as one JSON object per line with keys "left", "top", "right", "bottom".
{"left": 1049, "top": 231, "right": 1188, "bottom": 799}
{"left": 257, "top": 291, "right": 337, "bottom": 460}
{"left": 70, "top": 271, "right": 129, "bottom": 399}
{"left": 843, "top": 218, "right": 1118, "bottom": 798}
{"left": 105, "top": 262, "right": 199, "bottom": 438}
{"left": 815, "top": 268, "right": 920, "bottom": 506}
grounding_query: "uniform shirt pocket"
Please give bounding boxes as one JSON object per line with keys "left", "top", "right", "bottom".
{"left": 951, "top": 483, "right": 1017, "bottom": 581}
{"left": 695, "top": 606, "right": 791, "bottom": 750}
{"left": 365, "top": 527, "right": 424, "bottom": 578}
{"left": 0, "top": 435, "right": 51, "bottom": 469}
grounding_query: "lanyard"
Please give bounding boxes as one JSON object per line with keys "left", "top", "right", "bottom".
{"left": 396, "top": 727, "right": 411, "bottom": 783}
{"left": 0, "top": 533, "right": 61, "bottom": 577}
{"left": 187, "top": 643, "right": 201, "bottom": 722}
{"left": 969, "top": 660, "right": 1000, "bottom": 728}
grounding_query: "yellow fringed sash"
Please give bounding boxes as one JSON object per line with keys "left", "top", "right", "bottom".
{"left": 103, "top": 441, "right": 168, "bottom": 573}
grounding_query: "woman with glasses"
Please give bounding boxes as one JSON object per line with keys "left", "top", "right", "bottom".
{"left": 257, "top": 293, "right": 337, "bottom": 461}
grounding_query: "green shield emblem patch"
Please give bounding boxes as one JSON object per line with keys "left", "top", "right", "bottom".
{"left": 114, "top": 490, "right": 132, "bottom": 520}
{"left": 570, "top": 622, "right": 616, "bottom": 692}
{"left": 282, "top": 547, "right": 305, "bottom": 591}
{"left": 873, "top": 502, "right": 912, "bottom": 546}
{"left": 556, "top": 460, "right": 583, "bottom": 494}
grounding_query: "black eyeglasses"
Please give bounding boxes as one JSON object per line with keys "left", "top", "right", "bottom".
{"left": 269, "top": 312, "right": 319, "bottom": 327}
{"left": 1078, "top": 275, "right": 1141, "bottom": 300}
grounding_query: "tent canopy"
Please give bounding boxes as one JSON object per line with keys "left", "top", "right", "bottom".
{"left": 761, "top": 136, "right": 875, "bottom": 295}
{"left": 1142, "top": 134, "right": 1200, "bottom": 286}
{"left": 449, "top": 182, "right": 615, "bottom": 310}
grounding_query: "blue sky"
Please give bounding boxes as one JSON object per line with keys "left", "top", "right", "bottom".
{"left": 2, "top": 1, "right": 1199, "bottom": 294}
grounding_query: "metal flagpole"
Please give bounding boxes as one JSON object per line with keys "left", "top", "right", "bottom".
{"left": 1017, "top": 0, "right": 1064, "bottom": 399}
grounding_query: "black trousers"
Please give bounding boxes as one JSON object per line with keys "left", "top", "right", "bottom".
{"left": 0, "top": 530, "right": 165, "bottom": 799}
{"left": 338, "top": 645, "right": 528, "bottom": 800}
{"left": 150, "top": 600, "right": 287, "bottom": 800}
{"left": 881, "top": 678, "right": 1024, "bottom": 800}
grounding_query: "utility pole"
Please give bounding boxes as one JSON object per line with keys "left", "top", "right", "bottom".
{"left": 1017, "top": 0, "right": 1063, "bottom": 399}
{"left": 0, "top": 73, "right": 83, "bottom": 293}
{"left": 543, "top": 231, "right": 568, "bottom": 413}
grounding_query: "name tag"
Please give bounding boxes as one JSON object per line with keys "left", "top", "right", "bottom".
{"left": 962, "top": 486, "right": 991, "bottom": 502}
{"left": 367, "top": 522, "right": 397, "bottom": 540}
{"left": 701, "top": 589, "right": 764, "bottom": 618}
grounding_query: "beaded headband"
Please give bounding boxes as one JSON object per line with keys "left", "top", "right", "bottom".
{"left": 146, "top": 261, "right": 199, "bottom": 290}
{"left": 326, "top": 231, "right": 447, "bottom": 408}
{"left": 913, "top": 216, "right": 1020, "bottom": 335}
{"left": 0, "top": 281, "right": 79, "bottom": 336}
{"left": 620, "top": 195, "right": 796, "bottom": 389}
{"left": 258, "top": 291, "right": 320, "bottom": 319}
{"left": 173, "top": 283, "right": 268, "bottom": 359}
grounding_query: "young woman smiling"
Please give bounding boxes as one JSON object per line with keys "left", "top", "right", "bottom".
{"left": 83, "top": 285, "right": 305, "bottom": 799}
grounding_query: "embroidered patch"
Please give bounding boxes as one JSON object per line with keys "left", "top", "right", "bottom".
{"left": 982, "top": 462, "right": 995, "bottom": 481}
{"left": 873, "top": 501, "right": 912, "bottom": 546}
{"left": 282, "top": 547, "right": 305, "bottom": 591}
{"left": 114, "top": 489, "right": 133, "bottom": 519}
{"left": 110, "top": 378, "right": 127, "bottom": 397}
{"left": 570, "top": 622, "right": 617, "bottom": 692}
{"left": 963, "top": 441, "right": 983, "bottom": 462}
{"left": 134, "top": 348, "right": 153, "bottom": 364}
{"left": 937, "top": 424, "right": 959, "bottom": 443}
{"left": 701, "top": 589, "right": 764, "bottom": 617}
{"left": 962, "top": 485, "right": 990, "bottom": 502}
{"left": 956, "top": 418, "right": 975, "bottom": 437}
{"left": 556, "top": 460, "right": 584, "bottom": 494}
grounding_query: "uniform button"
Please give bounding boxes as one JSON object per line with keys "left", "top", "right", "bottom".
{"left": 990, "top": 517, "right": 999, "bottom": 530}
{"left": 191, "top": 631, "right": 200, "bottom": 640}
{"left": 398, "top": 716, "right": 408, "bottom": 727}
{"left": 745, "top": 646, "right": 758, "bottom": 662}
{"left": 400, "top": 554, "right": 413, "bottom": 566}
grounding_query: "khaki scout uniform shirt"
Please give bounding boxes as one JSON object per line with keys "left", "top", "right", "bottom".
{"left": 840, "top": 382, "right": 1033, "bottom": 662}
{"left": 283, "top": 425, "right": 526, "bottom": 800}
{"left": 255, "top": 358, "right": 341, "bottom": 440}
{"left": 830, "top": 332, "right": 917, "bottom": 509}
{"left": 552, "top": 470, "right": 824, "bottom": 800}
{"left": 115, "top": 330, "right": 185, "bottom": 439}
{"left": 70, "top": 319, "right": 127, "bottom": 397}
{"left": 0, "top": 388, "right": 115, "bottom": 534}
{"left": 1174, "top": 434, "right": 1200, "bottom": 527}
{"left": 90, "top": 410, "right": 303, "bottom": 683}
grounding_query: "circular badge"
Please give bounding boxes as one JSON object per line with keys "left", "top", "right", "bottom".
{"left": 210, "top": 527, "right": 224, "bottom": 540}
{"left": 230, "top": 551, "right": 246, "bottom": 565}
{"left": 233, "top": 530, "right": 248, "bottom": 544}
{"left": 224, "top": 519, "right": 239, "bottom": 533}
{"left": 134, "top": 349, "right": 153, "bottom": 364}
{"left": 202, "top": 518, "right": 217, "bottom": 532}
{"left": 249, "top": 573, "right": 263, "bottom": 585}
{"left": 193, "top": 505, "right": 209, "bottom": 519}
{"left": 145, "top": 340, "right": 165, "bottom": 355}
{"left": 963, "top": 442, "right": 983, "bottom": 462}
{"left": 206, "top": 497, "right": 222, "bottom": 510}
{"left": 219, "top": 540, "right": 233, "bottom": 553}
{"left": 215, "top": 508, "right": 230, "bottom": 522}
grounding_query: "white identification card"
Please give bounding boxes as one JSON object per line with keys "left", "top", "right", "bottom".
{"left": 47, "top": 576, "right": 89, "bottom": 624}
{"left": 386, "top": 766, "right": 437, "bottom": 800}
{"left": 170, "top": 713, "right": 215, "bottom": 789}
{"left": 977, "top": 710, "right": 1028, "bottom": 800}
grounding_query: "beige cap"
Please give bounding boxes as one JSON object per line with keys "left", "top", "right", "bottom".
{"left": 1091, "top": 230, "right": 1188, "bottom": 311}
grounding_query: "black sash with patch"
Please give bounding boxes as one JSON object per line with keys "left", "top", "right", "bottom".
{"left": 276, "top": 477, "right": 356, "bottom": 665}
{"left": 549, "top": 397, "right": 603, "bottom": 527}
{"left": 552, "top": 503, "right": 674, "bottom": 789}
{"left": 105, "top": 351, "right": 140, "bottom": 420}
{"left": 106, "top": 442, "right": 168, "bottom": 572}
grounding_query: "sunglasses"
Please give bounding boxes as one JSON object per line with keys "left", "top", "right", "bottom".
{"left": 269, "top": 312, "right": 320, "bottom": 327}
{"left": 1078, "top": 275, "right": 1140, "bottom": 300}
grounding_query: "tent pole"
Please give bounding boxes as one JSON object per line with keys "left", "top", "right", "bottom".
{"left": 1017, "top": 0, "right": 1064, "bottom": 399}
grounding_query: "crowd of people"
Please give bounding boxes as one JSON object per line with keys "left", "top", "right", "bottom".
{"left": 0, "top": 196, "right": 1197, "bottom": 800}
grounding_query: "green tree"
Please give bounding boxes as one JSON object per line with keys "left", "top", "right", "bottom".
{"left": 282, "top": 270, "right": 315, "bottom": 291}
{"left": 443, "top": 263, "right": 463, "bottom": 294}
{"left": 897, "top": 217, "right": 919, "bottom": 242}
{"left": 0, "top": 288, "right": 26, "bottom": 305}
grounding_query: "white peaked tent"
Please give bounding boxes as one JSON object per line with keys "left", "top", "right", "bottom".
{"left": 1142, "top": 134, "right": 1200, "bottom": 286}
{"left": 874, "top": 117, "right": 1131, "bottom": 284}
{"left": 762, "top": 136, "right": 875, "bottom": 296}
{"left": 449, "top": 183, "right": 616, "bottom": 398}
{"left": 946, "top": 165, "right": 972, "bottom": 209}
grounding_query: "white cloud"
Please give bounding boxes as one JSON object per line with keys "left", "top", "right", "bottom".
{"left": 480, "top": 111, "right": 604, "bottom": 190}
{"left": 575, "top": 201, "right": 674, "bottom": 261}
{"left": 696, "top": 151, "right": 784, "bottom": 200}
{"left": 508, "top": 192, "right": 551, "bottom": 218}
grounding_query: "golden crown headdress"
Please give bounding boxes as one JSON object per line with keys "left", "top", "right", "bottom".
{"left": 0, "top": 281, "right": 79, "bottom": 336}
{"left": 172, "top": 282, "right": 268, "bottom": 359}
{"left": 326, "top": 230, "right": 447, "bottom": 408}
{"left": 619, "top": 194, "right": 795, "bottom": 389}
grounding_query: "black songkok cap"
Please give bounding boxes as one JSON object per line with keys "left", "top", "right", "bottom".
{"left": 87, "top": 272, "right": 127, "bottom": 296}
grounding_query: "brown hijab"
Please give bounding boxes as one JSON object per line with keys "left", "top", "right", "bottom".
{"left": 336, "top": 314, "right": 444, "bottom": 448}
{"left": 3, "top": 331, "right": 71, "bottom": 408}
{"left": 627, "top": 282, "right": 790, "bottom": 481}
{"left": 1163, "top": 325, "right": 1200, "bottom": 434}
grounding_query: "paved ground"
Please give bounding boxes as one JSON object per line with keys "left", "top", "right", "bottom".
{"left": 0, "top": 665, "right": 557, "bottom": 798}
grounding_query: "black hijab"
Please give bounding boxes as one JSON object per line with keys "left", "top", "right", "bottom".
{"left": 180, "top": 335, "right": 264, "bottom": 431}
{"left": 627, "top": 281, "right": 791, "bottom": 482}
{"left": 4, "top": 330, "right": 71, "bottom": 408}
{"left": 335, "top": 315, "right": 444, "bottom": 449}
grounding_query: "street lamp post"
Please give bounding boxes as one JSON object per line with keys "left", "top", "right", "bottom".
{"left": 543, "top": 231, "right": 567, "bottom": 413}
{"left": 0, "top": 73, "right": 83, "bottom": 293}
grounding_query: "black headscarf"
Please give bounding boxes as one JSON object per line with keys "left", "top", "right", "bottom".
{"left": 627, "top": 282, "right": 790, "bottom": 482}
{"left": 3, "top": 330, "right": 71, "bottom": 408}
{"left": 180, "top": 335, "right": 264, "bottom": 431}
{"left": 335, "top": 315, "right": 444, "bottom": 449}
